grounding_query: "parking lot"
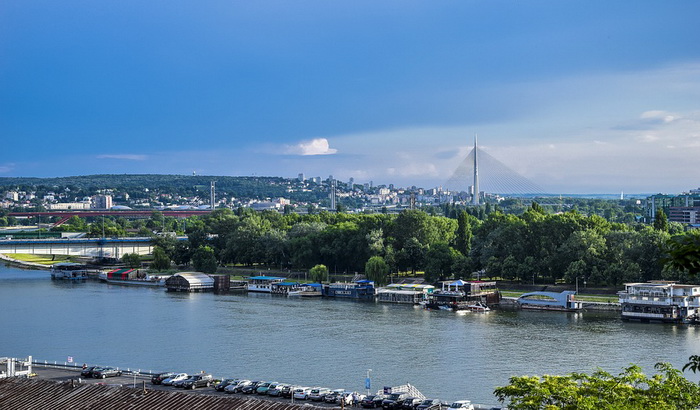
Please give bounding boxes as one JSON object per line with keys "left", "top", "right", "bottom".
{"left": 32, "top": 365, "right": 345, "bottom": 408}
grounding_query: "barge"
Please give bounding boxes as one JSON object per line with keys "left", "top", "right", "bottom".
{"left": 99, "top": 268, "right": 166, "bottom": 287}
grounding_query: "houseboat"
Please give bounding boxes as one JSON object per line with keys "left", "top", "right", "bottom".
{"left": 98, "top": 268, "right": 166, "bottom": 287}
{"left": 323, "top": 280, "right": 376, "bottom": 300}
{"left": 50, "top": 262, "right": 89, "bottom": 281}
{"left": 288, "top": 283, "right": 323, "bottom": 297}
{"left": 271, "top": 281, "right": 303, "bottom": 295}
{"left": 247, "top": 276, "right": 285, "bottom": 293}
{"left": 426, "top": 280, "right": 498, "bottom": 311}
{"left": 377, "top": 283, "right": 435, "bottom": 304}
{"left": 618, "top": 281, "right": 700, "bottom": 323}
{"left": 517, "top": 291, "right": 582, "bottom": 312}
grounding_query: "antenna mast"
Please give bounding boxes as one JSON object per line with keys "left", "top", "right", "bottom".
{"left": 471, "top": 134, "right": 480, "bottom": 206}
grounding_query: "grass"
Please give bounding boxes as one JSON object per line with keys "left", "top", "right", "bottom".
{"left": 6, "top": 253, "right": 76, "bottom": 265}
{"left": 500, "top": 290, "right": 618, "bottom": 303}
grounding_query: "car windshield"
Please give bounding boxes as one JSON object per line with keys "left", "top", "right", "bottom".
{"left": 388, "top": 394, "right": 402, "bottom": 400}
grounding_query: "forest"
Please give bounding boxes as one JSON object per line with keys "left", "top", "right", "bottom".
{"left": 135, "top": 204, "right": 697, "bottom": 286}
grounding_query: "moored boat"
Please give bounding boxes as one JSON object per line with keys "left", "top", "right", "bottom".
{"left": 247, "top": 276, "right": 285, "bottom": 293}
{"left": 322, "top": 280, "right": 376, "bottom": 300}
{"left": 51, "top": 262, "right": 89, "bottom": 281}
{"left": 288, "top": 284, "right": 323, "bottom": 297}
{"left": 517, "top": 291, "right": 582, "bottom": 311}
{"left": 99, "top": 268, "right": 166, "bottom": 287}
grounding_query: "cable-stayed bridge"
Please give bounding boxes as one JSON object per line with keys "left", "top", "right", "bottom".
{"left": 444, "top": 144, "right": 545, "bottom": 198}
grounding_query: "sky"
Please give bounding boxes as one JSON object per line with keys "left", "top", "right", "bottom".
{"left": 1, "top": 1, "right": 699, "bottom": 194}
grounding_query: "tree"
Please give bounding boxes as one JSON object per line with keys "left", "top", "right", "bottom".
{"left": 665, "top": 231, "right": 700, "bottom": 276}
{"left": 121, "top": 253, "right": 141, "bottom": 269}
{"left": 150, "top": 246, "right": 171, "bottom": 271}
{"left": 309, "top": 264, "right": 329, "bottom": 283}
{"left": 494, "top": 363, "right": 700, "bottom": 409}
{"left": 365, "top": 256, "right": 389, "bottom": 286}
{"left": 455, "top": 211, "right": 473, "bottom": 256}
{"left": 423, "top": 243, "right": 460, "bottom": 283}
{"left": 192, "top": 245, "right": 217, "bottom": 273}
{"left": 653, "top": 209, "right": 669, "bottom": 232}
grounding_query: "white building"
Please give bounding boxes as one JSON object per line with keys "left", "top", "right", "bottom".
{"left": 48, "top": 202, "right": 91, "bottom": 210}
{"left": 618, "top": 281, "right": 700, "bottom": 323}
{"left": 92, "top": 195, "right": 113, "bottom": 210}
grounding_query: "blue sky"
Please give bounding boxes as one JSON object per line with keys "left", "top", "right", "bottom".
{"left": 2, "top": 1, "right": 699, "bottom": 194}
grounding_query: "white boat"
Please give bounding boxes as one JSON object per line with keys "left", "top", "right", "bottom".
{"left": 288, "top": 284, "right": 323, "bottom": 297}
{"left": 247, "top": 275, "right": 285, "bottom": 293}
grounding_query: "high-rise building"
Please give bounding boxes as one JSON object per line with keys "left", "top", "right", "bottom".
{"left": 298, "top": 173, "right": 305, "bottom": 181}
{"left": 92, "top": 195, "right": 113, "bottom": 210}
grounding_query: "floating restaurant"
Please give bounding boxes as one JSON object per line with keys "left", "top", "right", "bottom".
{"left": 247, "top": 276, "right": 285, "bottom": 293}
{"left": 164, "top": 272, "right": 215, "bottom": 292}
{"left": 618, "top": 281, "right": 700, "bottom": 323}
{"left": 322, "top": 279, "right": 376, "bottom": 300}
{"left": 377, "top": 283, "right": 435, "bottom": 304}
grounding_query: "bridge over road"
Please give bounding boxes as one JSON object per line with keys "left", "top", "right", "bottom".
{"left": 0, "top": 237, "right": 179, "bottom": 258}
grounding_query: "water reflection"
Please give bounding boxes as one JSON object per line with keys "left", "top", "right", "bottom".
{"left": 1, "top": 264, "right": 698, "bottom": 405}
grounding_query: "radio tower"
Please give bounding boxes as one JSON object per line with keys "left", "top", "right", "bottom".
{"left": 471, "top": 134, "right": 480, "bottom": 206}
{"left": 210, "top": 181, "right": 216, "bottom": 210}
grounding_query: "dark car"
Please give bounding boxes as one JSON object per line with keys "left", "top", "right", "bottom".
{"left": 268, "top": 383, "right": 288, "bottom": 397}
{"left": 182, "top": 374, "right": 214, "bottom": 389}
{"left": 215, "top": 378, "right": 239, "bottom": 392}
{"left": 280, "top": 384, "right": 297, "bottom": 398}
{"left": 151, "top": 372, "right": 176, "bottom": 385}
{"left": 241, "top": 381, "right": 263, "bottom": 394}
{"left": 92, "top": 367, "right": 122, "bottom": 379}
{"left": 81, "top": 366, "right": 101, "bottom": 378}
{"left": 400, "top": 397, "right": 423, "bottom": 410}
{"left": 416, "top": 399, "right": 444, "bottom": 410}
{"left": 382, "top": 393, "right": 409, "bottom": 409}
{"left": 362, "top": 395, "right": 386, "bottom": 408}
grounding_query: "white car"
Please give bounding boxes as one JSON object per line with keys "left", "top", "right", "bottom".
{"left": 309, "top": 387, "right": 331, "bottom": 401}
{"left": 449, "top": 400, "right": 474, "bottom": 410}
{"left": 161, "top": 373, "right": 188, "bottom": 386}
{"left": 293, "top": 387, "right": 312, "bottom": 400}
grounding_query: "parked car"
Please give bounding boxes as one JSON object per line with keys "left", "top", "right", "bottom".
{"left": 382, "top": 393, "right": 409, "bottom": 409}
{"left": 224, "top": 380, "right": 250, "bottom": 394}
{"left": 400, "top": 397, "right": 423, "bottom": 409}
{"left": 81, "top": 366, "right": 101, "bottom": 378}
{"left": 92, "top": 367, "right": 122, "bottom": 379}
{"left": 151, "top": 372, "right": 176, "bottom": 385}
{"left": 268, "top": 383, "right": 289, "bottom": 397}
{"left": 161, "top": 373, "right": 188, "bottom": 386}
{"left": 293, "top": 387, "right": 312, "bottom": 400}
{"left": 309, "top": 387, "right": 331, "bottom": 401}
{"left": 255, "top": 381, "right": 274, "bottom": 395}
{"left": 448, "top": 401, "right": 474, "bottom": 410}
{"left": 280, "top": 384, "right": 298, "bottom": 398}
{"left": 182, "top": 374, "right": 214, "bottom": 389}
{"left": 215, "top": 378, "right": 239, "bottom": 392}
{"left": 416, "top": 399, "right": 445, "bottom": 410}
{"left": 362, "top": 394, "right": 386, "bottom": 408}
{"left": 241, "top": 381, "right": 263, "bottom": 394}
{"left": 324, "top": 389, "right": 346, "bottom": 403}
{"left": 173, "top": 377, "right": 189, "bottom": 388}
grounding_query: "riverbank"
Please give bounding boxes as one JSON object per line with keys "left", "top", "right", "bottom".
{"left": 0, "top": 253, "right": 53, "bottom": 270}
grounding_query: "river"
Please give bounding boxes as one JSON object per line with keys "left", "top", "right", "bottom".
{"left": 1, "top": 264, "right": 698, "bottom": 406}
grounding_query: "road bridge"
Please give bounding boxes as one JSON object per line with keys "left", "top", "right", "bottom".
{"left": 0, "top": 237, "right": 184, "bottom": 258}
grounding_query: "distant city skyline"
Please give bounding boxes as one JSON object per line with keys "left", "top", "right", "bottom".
{"left": 2, "top": 1, "right": 699, "bottom": 194}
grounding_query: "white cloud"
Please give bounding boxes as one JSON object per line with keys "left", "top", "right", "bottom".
{"left": 285, "top": 138, "right": 337, "bottom": 156}
{"left": 0, "top": 163, "right": 15, "bottom": 173}
{"left": 97, "top": 154, "right": 148, "bottom": 160}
